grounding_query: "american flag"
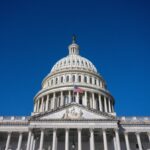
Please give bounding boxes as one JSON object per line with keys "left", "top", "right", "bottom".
{"left": 73, "top": 85, "right": 84, "bottom": 93}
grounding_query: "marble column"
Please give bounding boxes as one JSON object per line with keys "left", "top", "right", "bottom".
{"left": 104, "top": 97, "right": 108, "bottom": 113}
{"left": 78, "top": 129, "right": 82, "bottom": 150}
{"left": 69, "top": 91, "right": 71, "bottom": 103}
{"left": 17, "top": 133, "right": 23, "bottom": 150}
{"left": 46, "top": 94, "right": 49, "bottom": 111}
{"left": 37, "top": 99, "right": 40, "bottom": 112}
{"left": 5, "top": 132, "right": 11, "bottom": 150}
{"left": 103, "top": 129, "right": 108, "bottom": 150}
{"left": 34, "top": 102, "right": 37, "bottom": 113}
{"left": 113, "top": 135, "right": 117, "bottom": 150}
{"left": 90, "top": 129, "right": 95, "bottom": 150}
{"left": 52, "top": 129, "right": 57, "bottom": 150}
{"left": 84, "top": 91, "right": 87, "bottom": 107}
{"left": 76, "top": 92, "right": 79, "bottom": 103}
{"left": 92, "top": 93, "right": 96, "bottom": 109}
{"left": 115, "top": 129, "right": 121, "bottom": 150}
{"left": 65, "top": 129, "right": 69, "bottom": 150}
{"left": 136, "top": 133, "right": 142, "bottom": 150}
{"left": 108, "top": 99, "right": 111, "bottom": 113}
{"left": 53, "top": 93, "right": 56, "bottom": 109}
{"left": 124, "top": 132, "right": 130, "bottom": 150}
{"left": 61, "top": 91, "right": 64, "bottom": 106}
{"left": 111, "top": 103, "right": 114, "bottom": 113}
{"left": 30, "top": 133, "right": 34, "bottom": 150}
{"left": 40, "top": 97, "right": 44, "bottom": 112}
{"left": 32, "top": 139, "right": 36, "bottom": 150}
{"left": 99, "top": 94, "right": 102, "bottom": 111}
{"left": 39, "top": 129, "right": 44, "bottom": 150}
{"left": 26, "top": 130, "right": 32, "bottom": 150}
{"left": 147, "top": 132, "right": 150, "bottom": 143}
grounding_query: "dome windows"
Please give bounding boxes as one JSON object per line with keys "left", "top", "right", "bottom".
{"left": 81, "top": 61, "right": 84, "bottom": 65}
{"left": 47, "top": 74, "right": 103, "bottom": 89}
{"left": 73, "top": 60, "right": 75, "bottom": 65}
{"left": 78, "top": 75, "right": 81, "bottom": 82}
{"left": 55, "top": 78, "right": 58, "bottom": 84}
{"left": 90, "top": 77, "right": 92, "bottom": 84}
{"left": 61, "top": 76, "right": 64, "bottom": 83}
{"left": 84, "top": 76, "right": 87, "bottom": 83}
{"left": 66, "top": 76, "right": 69, "bottom": 82}
{"left": 51, "top": 79, "right": 53, "bottom": 86}
{"left": 94, "top": 78, "right": 97, "bottom": 85}
{"left": 72, "top": 75, "right": 75, "bottom": 82}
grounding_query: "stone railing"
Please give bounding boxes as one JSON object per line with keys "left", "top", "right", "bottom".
{"left": 118, "top": 116, "right": 150, "bottom": 123}
{"left": 0, "top": 116, "right": 30, "bottom": 121}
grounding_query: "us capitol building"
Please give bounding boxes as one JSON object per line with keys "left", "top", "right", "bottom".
{"left": 0, "top": 37, "right": 150, "bottom": 150}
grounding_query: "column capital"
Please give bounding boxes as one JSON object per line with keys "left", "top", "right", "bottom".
{"left": 102, "top": 128, "right": 107, "bottom": 132}
{"left": 124, "top": 132, "right": 129, "bottom": 135}
{"left": 114, "top": 128, "right": 120, "bottom": 132}
{"left": 135, "top": 132, "right": 141, "bottom": 135}
{"left": 53, "top": 128, "right": 57, "bottom": 132}
{"left": 65, "top": 128, "right": 70, "bottom": 131}
{"left": 7, "top": 131, "right": 12, "bottom": 134}
{"left": 28, "top": 128, "right": 33, "bottom": 132}
{"left": 78, "top": 128, "right": 82, "bottom": 131}
{"left": 90, "top": 128, "right": 94, "bottom": 133}
{"left": 40, "top": 128, "right": 45, "bottom": 132}
{"left": 147, "top": 132, "right": 150, "bottom": 136}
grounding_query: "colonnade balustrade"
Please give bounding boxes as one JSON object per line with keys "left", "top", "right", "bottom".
{"left": 2, "top": 129, "right": 150, "bottom": 150}
{"left": 34, "top": 91, "right": 114, "bottom": 114}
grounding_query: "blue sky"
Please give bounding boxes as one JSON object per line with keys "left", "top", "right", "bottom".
{"left": 0, "top": 0, "right": 150, "bottom": 116}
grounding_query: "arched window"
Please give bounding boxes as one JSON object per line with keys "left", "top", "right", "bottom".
{"left": 56, "top": 78, "right": 58, "bottom": 84}
{"left": 90, "top": 77, "right": 92, "bottom": 84}
{"left": 81, "top": 61, "right": 84, "bottom": 65}
{"left": 73, "top": 60, "right": 75, "bottom": 65}
{"left": 61, "top": 76, "right": 63, "bottom": 83}
{"left": 85, "top": 62, "right": 88, "bottom": 67}
{"left": 78, "top": 75, "right": 81, "bottom": 82}
{"left": 66, "top": 76, "right": 69, "bottom": 82}
{"left": 95, "top": 78, "right": 97, "bottom": 85}
{"left": 51, "top": 79, "right": 53, "bottom": 85}
{"left": 77, "top": 60, "right": 79, "bottom": 65}
{"left": 84, "top": 76, "right": 87, "bottom": 83}
{"left": 72, "top": 75, "right": 75, "bottom": 82}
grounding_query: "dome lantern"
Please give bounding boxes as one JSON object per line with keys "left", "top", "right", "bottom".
{"left": 68, "top": 35, "right": 79, "bottom": 55}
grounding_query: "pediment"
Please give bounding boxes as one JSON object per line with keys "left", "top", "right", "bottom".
{"left": 31, "top": 104, "right": 115, "bottom": 120}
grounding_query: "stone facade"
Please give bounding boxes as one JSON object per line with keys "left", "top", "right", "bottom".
{"left": 0, "top": 37, "right": 150, "bottom": 150}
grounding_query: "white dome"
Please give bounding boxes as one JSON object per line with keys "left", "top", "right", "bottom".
{"left": 51, "top": 40, "right": 97, "bottom": 74}
{"left": 33, "top": 37, "right": 115, "bottom": 117}
{"left": 51, "top": 55, "right": 97, "bottom": 73}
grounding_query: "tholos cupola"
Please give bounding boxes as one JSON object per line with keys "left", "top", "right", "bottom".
{"left": 68, "top": 35, "right": 79, "bottom": 55}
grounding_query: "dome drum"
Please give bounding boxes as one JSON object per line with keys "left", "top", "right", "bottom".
{"left": 42, "top": 72, "right": 106, "bottom": 90}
